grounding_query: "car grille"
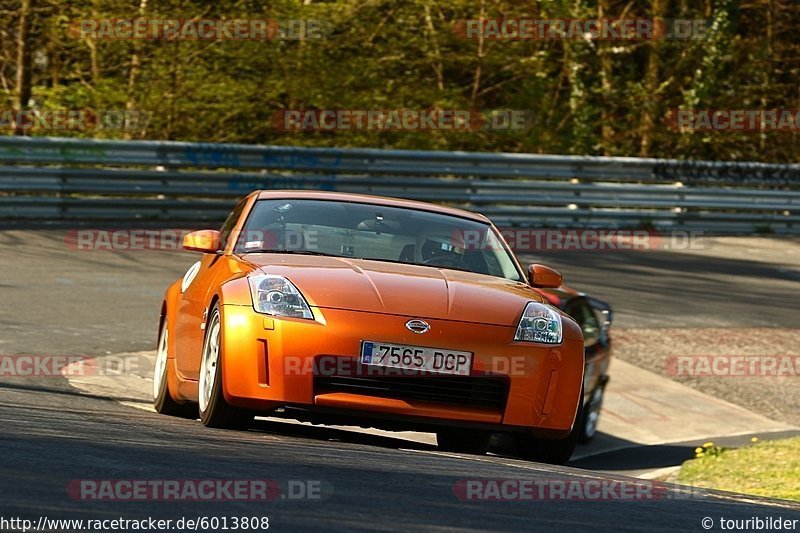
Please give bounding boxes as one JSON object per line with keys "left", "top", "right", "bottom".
{"left": 314, "top": 375, "right": 508, "bottom": 411}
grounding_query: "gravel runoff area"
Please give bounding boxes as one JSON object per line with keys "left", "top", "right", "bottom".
{"left": 608, "top": 236, "right": 800, "bottom": 428}
{"left": 519, "top": 235, "right": 800, "bottom": 430}
{"left": 612, "top": 328, "right": 800, "bottom": 428}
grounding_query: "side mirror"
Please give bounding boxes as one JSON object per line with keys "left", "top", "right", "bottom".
{"left": 183, "top": 230, "right": 221, "bottom": 253}
{"left": 528, "top": 264, "right": 563, "bottom": 288}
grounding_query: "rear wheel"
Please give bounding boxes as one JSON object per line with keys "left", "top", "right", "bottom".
{"left": 436, "top": 428, "right": 491, "bottom": 455}
{"left": 153, "top": 320, "right": 197, "bottom": 419}
{"left": 198, "top": 305, "right": 254, "bottom": 430}
{"left": 579, "top": 384, "right": 605, "bottom": 444}
{"left": 515, "top": 389, "right": 584, "bottom": 465}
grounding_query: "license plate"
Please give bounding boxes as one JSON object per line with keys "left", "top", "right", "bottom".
{"left": 360, "top": 341, "right": 473, "bottom": 376}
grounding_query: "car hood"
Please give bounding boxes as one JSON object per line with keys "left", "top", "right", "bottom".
{"left": 246, "top": 254, "right": 543, "bottom": 326}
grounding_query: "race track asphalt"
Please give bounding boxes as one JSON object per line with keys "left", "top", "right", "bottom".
{"left": 2, "top": 380, "right": 799, "bottom": 531}
{"left": 2, "top": 230, "right": 799, "bottom": 531}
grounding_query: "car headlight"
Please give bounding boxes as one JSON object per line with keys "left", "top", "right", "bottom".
{"left": 248, "top": 274, "right": 314, "bottom": 319}
{"left": 514, "top": 302, "right": 562, "bottom": 344}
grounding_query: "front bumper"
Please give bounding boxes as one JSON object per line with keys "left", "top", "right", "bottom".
{"left": 219, "top": 304, "right": 584, "bottom": 435}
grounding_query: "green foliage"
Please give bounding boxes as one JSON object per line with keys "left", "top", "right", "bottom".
{"left": 679, "top": 437, "right": 800, "bottom": 501}
{"left": 0, "top": 0, "right": 798, "bottom": 161}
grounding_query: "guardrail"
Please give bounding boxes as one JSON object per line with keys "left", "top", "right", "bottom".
{"left": 0, "top": 136, "right": 798, "bottom": 233}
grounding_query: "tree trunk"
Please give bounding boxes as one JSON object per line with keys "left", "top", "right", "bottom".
{"left": 125, "top": 0, "right": 148, "bottom": 139}
{"left": 423, "top": 3, "right": 444, "bottom": 92}
{"left": 640, "top": 0, "right": 666, "bottom": 156}
{"left": 470, "top": 0, "right": 486, "bottom": 105}
{"left": 759, "top": 0, "right": 773, "bottom": 153}
{"left": 598, "top": 0, "right": 613, "bottom": 154}
{"left": 14, "top": 0, "right": 32, "bottom": 136}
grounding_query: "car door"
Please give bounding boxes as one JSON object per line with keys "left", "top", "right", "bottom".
{"left": 174, "top": 199, "right": 248, "bottom": 380}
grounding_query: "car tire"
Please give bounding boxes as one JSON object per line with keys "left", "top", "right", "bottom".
{"left": 153, "top": 319, "right": 197, "bottom": 419}
{"left": 578, "top": 383, "right": 605, "bottom": 444}
{"left": 198, "top": 305, "right": 254, "bottom": 430}
{"left": 436, "top": 428, "right": 491, "bottom": 455}
{"left": 515, "top": 388, "right": 584, "bottom": 465}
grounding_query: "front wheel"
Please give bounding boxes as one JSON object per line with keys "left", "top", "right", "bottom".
{"left": 153, "top": 320, "right": 197, "bottom": 419}
{"left": 198, "top": 305, "right": 254, "bottom": 430}
{"left": 514, "top": 388, "right": 584, "bottom": 465}
{"left": 579, "top": 382, "right": 606, "bottom": 444}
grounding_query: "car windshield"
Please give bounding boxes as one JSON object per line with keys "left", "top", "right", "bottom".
{"left": 233, "top": 199, "right": 522, "bottom": 282}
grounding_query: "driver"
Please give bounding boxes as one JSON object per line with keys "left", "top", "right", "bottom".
{"left": 417, "top": 230, "right": 466, "bottom": 267}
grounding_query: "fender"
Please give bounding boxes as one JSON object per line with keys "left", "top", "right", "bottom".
{"left": 217, "top": 274, "right": 253, "bottom": 308}
{"left": 162, "top": 279, "right": 182, "bottom": 360}
{"left": 161, "top": 278, "right": 188, "bottom": 402}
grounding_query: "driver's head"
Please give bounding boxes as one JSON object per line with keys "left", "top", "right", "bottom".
{"left": 420, "top": 233, "right": 465, "bottom": 262}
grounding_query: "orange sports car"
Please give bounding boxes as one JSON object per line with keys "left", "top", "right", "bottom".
{"left": 154, "top": 191, "right": 585, "bottom": 464}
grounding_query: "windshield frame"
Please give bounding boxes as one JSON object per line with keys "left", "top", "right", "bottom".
{"left": 232, "top": 197, "right": 526, "bottom": 282}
